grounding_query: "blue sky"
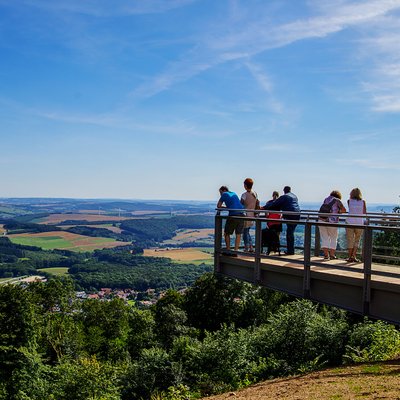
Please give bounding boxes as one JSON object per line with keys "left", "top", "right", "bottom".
{"left": 1, "top": 0, "right": 400, "bottom": 205}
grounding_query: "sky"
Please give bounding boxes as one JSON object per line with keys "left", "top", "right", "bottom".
{"left": 1, "top": 0, "right": 400, "bottom": 205}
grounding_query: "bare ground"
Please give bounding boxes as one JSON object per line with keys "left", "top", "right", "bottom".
{"left": 203, "top": 360, "right": 400, "bottom": 400}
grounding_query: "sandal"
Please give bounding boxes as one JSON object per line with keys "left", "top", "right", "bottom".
{"left": 330, "top": 255, "right": 338, "bottom": 260}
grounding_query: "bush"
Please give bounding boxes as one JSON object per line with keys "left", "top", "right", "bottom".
{"left": 344, "top": 319, "right": 400, "bottom": 363}
{"left": 251, "top": 300, "right": 348, "bottom": 374}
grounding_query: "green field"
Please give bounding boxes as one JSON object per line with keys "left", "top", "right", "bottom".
{"left": 9, "top": 234, "right": 125, "bottom": 252}
{"left": 38, "top": 267, "right": 69, "bottom": 276}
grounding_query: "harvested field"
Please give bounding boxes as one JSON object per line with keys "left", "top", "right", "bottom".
{"left": 0, "top": 224, "right": 4, "bottom": 234}
{"left": 163, "top": 228, "right": 214, "bottom": 245}
{"left": 9, "top": 231, "right": 130, "bottom": 252}
{"left": 37, "top": 213, "right": 130, "bottom": 224}
{"left": 174, "top": 228, "right": 213, "bottom": 241}
{"left": 144, "top": 247, "right": 213, "bottom": 264}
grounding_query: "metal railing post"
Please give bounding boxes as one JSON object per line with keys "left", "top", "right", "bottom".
{"left": 214, "top": 213, "right": 223, "bottom": 273}
{"left": 314, "top": 225, "right": 321, "bottom": 257}
{"left": 362, "top": 226, "right": 373, "bottom": 316}
{"left": 303, "top": 222, "right": 312, "bottom": 298}
{"left": 254, "top": 218, "right": 262, "bottom": 283}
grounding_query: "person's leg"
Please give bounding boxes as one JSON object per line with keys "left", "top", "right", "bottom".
{"left": 224, "top": 233, "right": 231, "bottom": 250}
{"left": 224, "top": 217, "right": 235, "bottom": 250}
{"left": 346, "top": 227, "right": 355, "bottom": 261}
{"left": 328, "top": 226, "right": 339, "bottom": 258}
{"left": 352, "top": 228, "right": 363, "bottom": 261}
{"left": 243, "top": 227, "right": 250, "bottom": 251}
{"left": 234, "top": 234, "right": 242, "bottom": 251}
{"left": 234, "top": 220, "right": 245, "bottom": 251}
{"left": 286, "top": 222, "right": 297, "bottom": 255}
{"left": 319, "top": 225, "right": 330, "bottom": 259}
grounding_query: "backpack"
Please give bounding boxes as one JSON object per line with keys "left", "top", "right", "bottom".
{"left": 318, "top": 198, "right": 337, "bottom": 220}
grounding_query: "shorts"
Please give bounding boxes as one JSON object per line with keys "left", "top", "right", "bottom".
{"left": 224, "top": 217, "right": 244, "bottom": 235}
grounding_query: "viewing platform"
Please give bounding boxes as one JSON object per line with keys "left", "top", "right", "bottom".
{"left": 214, "top": 209, "right": 400, "bottom": 325}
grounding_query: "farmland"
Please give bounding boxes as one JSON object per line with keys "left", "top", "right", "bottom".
{"left": 8, "top": 231, "right": 129, "bottom": 252}
{"left": 163, "top": 228, "right": 214, "bottom": 246}
{"left": 34, "top": 213, "right": 130, "bottom": 224}
{"left": 144, "top": 247, "right": 213, "bottom": 264}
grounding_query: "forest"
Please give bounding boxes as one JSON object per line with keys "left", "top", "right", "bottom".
{"left": 1, "top": 274, "right": 400, "bottom": 400}
{"left": 1, "top": 205, "right": 400, "bottom": 399}
{"left": 0, "top": 237, "right": 210, "bottom": 292}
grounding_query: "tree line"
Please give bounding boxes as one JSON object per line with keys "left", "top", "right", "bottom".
{"left": 1, "top": 274, "right": 399, "bottom": 399}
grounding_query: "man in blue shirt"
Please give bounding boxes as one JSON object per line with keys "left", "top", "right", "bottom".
{"left": 217, "top": 186, "right": 244, "bottom": 253}
{"left": 263, "top": 186, "right": 300, "bottom": 255}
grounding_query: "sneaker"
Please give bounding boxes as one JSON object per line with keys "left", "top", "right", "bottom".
{"left": 323, "top": 256, "right": 330, "bottom": 261}
{"left": 330, "top": 255, "right": 338, "bottom": 260}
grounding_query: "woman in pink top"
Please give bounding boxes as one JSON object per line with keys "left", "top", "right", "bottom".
{"left": 346, "top": 188, "right": 367, "bottom": 263}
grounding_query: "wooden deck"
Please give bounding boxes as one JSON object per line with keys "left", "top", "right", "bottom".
{"left": 217, "top": 253, "right": 400, "bottom": 325}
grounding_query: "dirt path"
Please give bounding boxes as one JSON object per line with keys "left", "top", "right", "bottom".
{"left": 203, "top": 360, "right": 400, "bottom": 400}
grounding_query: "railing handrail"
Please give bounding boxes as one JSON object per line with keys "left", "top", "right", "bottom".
{"left": 215, "top": 208, "right": 400, "bottom": 229}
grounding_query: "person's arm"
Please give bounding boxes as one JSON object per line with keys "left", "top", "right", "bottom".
{"left": 263, "top": 197, "right": 283, "bottom": 210}
{"left": 217, "top": 193, "right": 226, "bottom": 209}
{"left": 338, "top": 200, "right": 346, "bottom": 213}
{"left": 363, "top": 200, "right": 367, "bottom": 214}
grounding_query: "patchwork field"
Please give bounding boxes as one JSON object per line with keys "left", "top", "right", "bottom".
{"left": 163, "top": 228, "right": 214, "bottom": 245}
{"left": 144, "top": 247, "right": 213, "bottom": 264}
{"left": 35, "top": 213, "right": 130, "bottom": 224}
{"left": 9, "top": 231, "right": 130, "bottom": 252}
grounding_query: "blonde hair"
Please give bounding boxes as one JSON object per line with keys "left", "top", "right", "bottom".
{"left": 350, "top": 188, "right": 362, "bottom": 200}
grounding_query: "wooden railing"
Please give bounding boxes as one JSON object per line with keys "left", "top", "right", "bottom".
{"left": 214, "top": 209, "right": 400, "bottom": 324}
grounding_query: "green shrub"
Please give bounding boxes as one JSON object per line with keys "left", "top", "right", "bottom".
{"left": 344, "top": 319, "right": 400, "bottom": 363}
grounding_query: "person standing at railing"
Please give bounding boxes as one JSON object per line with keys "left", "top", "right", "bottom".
{"left": 217, "top": 186, "right": 245, "bottom": 255}
{"left": 318, "top": 190, "right": 346, "bottom": 260}
{"left": 346, "top": 188, "right": 367, "bottom": 263}
{"left": 240, "top": 178, "right": 259, "bottom": 252}
{"left": 262, "top": 186, "right": 300, "bottom": 255}
{"left": 263, "top": 191, "right": 283, "bottom": 233}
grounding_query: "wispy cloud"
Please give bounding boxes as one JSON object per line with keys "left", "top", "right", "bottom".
{"left": 345, "top": 11, "right": 400, "bottom": 112}
{"left": 337, "top": 158, "right": 400, "bottom": 170}
{"left": 346, "top": 132, "right": 381, "bottom": 143}
{"left": 132, "top": 0, "right": 400, "bottom": 100}
{"left": 244, "top": 62, "right": 284, "bottom": 114}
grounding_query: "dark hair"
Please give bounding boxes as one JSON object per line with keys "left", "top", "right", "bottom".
{"left": 330, "top": 190, "right": 342, "bottom": 199}
{"left": 219, "top": 186, "right": 229, "bottom": 192}
{"left": 283, "top": 186, "right": 291, "bottom": 194}
{"left": 243, "top": 178, "right": 254, "bottom": 189}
